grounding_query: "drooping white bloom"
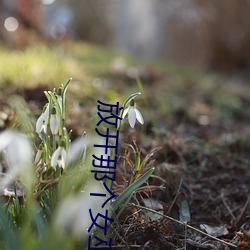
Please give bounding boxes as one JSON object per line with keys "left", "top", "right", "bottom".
{"left": 54, "top": 182, "right": 109, "bottom": 239}
{"left": 36, "top": 103, "right": 50, "bottom": 133}
{"left": 66, "top": 134, "right": 109, "bottom": 171}
{"left": 50, "top": 106, "right": 60, "bottom": 135}
{"left": 122, "top": 99, "right": 144, "bottom": 128}
{"left": 67, "top": 136, "right": 87, "bottom": 164}
{"left": 0, "top": 131, "right": 32, "bottom": 170}
{"left": 51, "top": 145, "right": 67, "bottom": 169}
{"left": 0, "top": 130, "right": 33, "bottom": 190}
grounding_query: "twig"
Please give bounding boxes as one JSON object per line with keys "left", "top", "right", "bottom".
{"left": 111, "top": 244, "right": 141, "bottom": 248}
{"left": 184, "top": 221, "right": 187, "bottom": 250}
{"left": 166, "top": 178, "right": 183, "bottom": 215}
{"left": 34, "top": 179, "right": 60, "bottom": 198}
{"left": 129, "top": 203, "right": 238, "bottom": 249}
{"left": 221, "top": 190, "right": 236, "bottom": 221}
{"left": 233, "top": 192, "right": 250, "bottom": 227}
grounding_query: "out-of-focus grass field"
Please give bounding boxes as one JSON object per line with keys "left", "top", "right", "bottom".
{"left": 1, "top": 41, "right": 250, "bottom": 165}
{"left": 0, "top": 42, "right": 204, "bottom": 87}
{"left": 1, "top": 41, "right": 249, "bottom": 142}
{"left": 0, "top": 43, "right": 116, "bottom": 86}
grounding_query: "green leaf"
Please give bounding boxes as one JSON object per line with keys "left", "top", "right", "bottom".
{"left": 136, "top": 77, "right": 144, "bottom": 97}
{"left": 62, "top": 78, "right": 72, "bottom": 98}
{"left": 32, "top": 209, "right": 46, "bottom": 237}
{"left": 135, "top": 152, "right": 141, "bottom": 173}
{"left": 179, "top": 199, "right": 191, "bottom": 222}
{"left": 112, "top": 167, "right": 154, "bottom": 211}
{"left": 114, "top": 192, "right": 134, "bottom": 221}
{"left": 122, "top": 92, "right": 141, "bottom": 109}
{"left": 0, "top": 208, "right": 21, "bottom": 250}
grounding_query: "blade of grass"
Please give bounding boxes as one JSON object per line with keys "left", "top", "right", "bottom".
{"left": 113, "top": 192, "right": 134, "bottom": 221}
{"left": 0, "top": 208, "right": 21, "bottom": 250}
{"left": 112, "top": 167, "right": 154, "bottom": 211}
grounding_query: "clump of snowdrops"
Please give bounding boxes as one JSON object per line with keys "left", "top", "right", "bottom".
{"left": 0, "top": 79, "right": 154, "bottom": 250}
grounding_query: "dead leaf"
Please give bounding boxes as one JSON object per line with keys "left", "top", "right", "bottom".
{"left": 142, "top": 198, "right": 164, "bottom": 221}
{"left": 200, "top": 224, "right": 229, "bottom": 237}
{"left": 237, "top": 231, "right": 250, "bottom": 248}
{"left": 142, "top": 198, "right": 163, "bottom": 211}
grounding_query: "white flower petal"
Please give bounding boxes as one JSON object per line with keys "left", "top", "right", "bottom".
{"left": 61, "top": 148, "right": 67, "bottom": 160}
{"left": 58, "top": 159, "right": 64, "bottom": 169}
{"left": 0, "top": 131, "right": 33, "bottom": 190}
{"left": 36, "top": 113, "right": 45, "bottom": 133}
{"left": 36, "top": 104, "right": 50, "bottom": 134}
{"left": 135, "top": 109, "right": 144, "bottom": 125}
{"left": 41, "top": 122, "right": 48, "bottom": 133}
{"left": 57, "top": 96, "right": 63, "bottom": 111}
{"left": 67, "top": 137, "right": 87, "bottom": 163}
{"left": 122, "top": 107, "right": 129, "bottom": 119}
{"left": 122, "top": 101, "right": 144, "bottom": 128}
{"left": 50, "top": 114, "right": 59, "bottom": 135}
{"left": 44, "top": 104, "right": 50, "bottom": 117}
{"left": 60, "top": 148, "right": 67, "bottom": 169}
{"left": 5, "top": 133, "right": 32, "bottom": 170}
{"left": 128, "top": 107, "right": 136, "bottom": 128}
{"left": 51, "top": 147, "right": 61, "bottom": 168}
{"left": 0, "top": 130, "right": 13, "bottom": 151}
{"left": 54, "top": 183, "right": 107, "bottom": 239}
{"left": 35, "top": 149, "right": 42, "bottom": 164}
{"left": 51, "top": 147, "right": 67, "bottom": 169}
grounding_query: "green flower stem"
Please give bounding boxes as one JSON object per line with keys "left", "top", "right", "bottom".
{"left": 52, "top": 134, "right": 56, "bottom": 152}
{"left": 62, "top": 127, "right": 70, "bottom": 150}
{"left": 61, "top": 78, "right": 72, "bottom": 125}
{"left": 44, "top": 139, "right": 50, "bottom": 165}
{"left": 45, "top": 97, "right": 53, "bottom": 164}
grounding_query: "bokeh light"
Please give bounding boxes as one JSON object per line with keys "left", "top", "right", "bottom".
{"left": 50, "top": 24, "right": 67, "bottom": 40}
{"left": 41, "top": 0, "right": 55, "bottom": 5}
{"left": 4, "top": 17, "right": 19, "bottom": 32}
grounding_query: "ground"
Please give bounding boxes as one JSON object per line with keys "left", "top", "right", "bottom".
{"left": 0, "top": 42, "right": 249, "bottom": 249}
{"left": 110, "top": 73, "right": 250, "bottom": 249}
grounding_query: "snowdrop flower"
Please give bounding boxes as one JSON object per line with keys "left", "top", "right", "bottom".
{"left": 122, "top": 99, "right": 144, "bottom": 128}
{"left": 54, "top": 182, "right": 109, "bottom": 240}
{"left": 36, "top": 103, "right": 50, "bottom": 133}
{"left": 67, "top": 135, "right": 87, "bottom": 164}
{"left": 51, "top": 143, "right": 67, "bottom": 169}
{"left": 0, "top": 130, "right": 33, "bottom": 190}
{"left": 66, "top": 134, "right": 110, "bottom": 172}
{"left": 50, "top": 106, "right": 60, "bottom": 135}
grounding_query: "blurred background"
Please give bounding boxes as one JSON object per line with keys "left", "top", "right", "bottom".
{"left": 1, "top": 0, "right": 250, "bottom": 73}
{"left": 0, "top": 2, "right": 250, "bottom": 249}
